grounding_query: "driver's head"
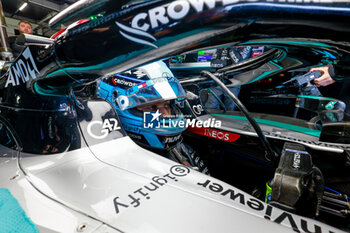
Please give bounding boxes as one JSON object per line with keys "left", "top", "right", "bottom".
{"left": 113, "top": 61, "right": 186, "bottom": 113}
{"left": 97, "top": 60, "right": 187, "bottom": 150}
{"left": 137, "top": 100, "right": 171, "bottom": 117}
{"left": 18, "top": 20, "right": 33, "bottom": 34}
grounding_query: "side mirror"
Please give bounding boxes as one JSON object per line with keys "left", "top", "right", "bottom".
{"left": 319, "top": 122, "right": 350, "bottom": 144}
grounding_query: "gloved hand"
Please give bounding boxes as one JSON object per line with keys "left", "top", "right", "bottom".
{"left": 310, "top": 65, "right": 336, "bottom": 87}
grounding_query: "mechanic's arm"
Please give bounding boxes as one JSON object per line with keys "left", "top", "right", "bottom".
{"left": 310, "top": 65, "right": 336, "bottom": 87}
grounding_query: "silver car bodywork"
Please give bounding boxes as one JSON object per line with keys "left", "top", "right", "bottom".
{"left": 0, "top": 132, "right": 344, "bottom": 232}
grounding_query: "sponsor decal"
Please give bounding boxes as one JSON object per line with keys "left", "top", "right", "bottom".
{"left": 143, "top": 111, "right": 221, "bottom": 129}
{"left": 162, "top": 72, "right": 178, "bottom": 83}
{"left": 252, "top": 46, "right": 265, "bottom": 57}
{"left": 165, "top": 134, "right": 182, "bottom": 144}
{"left": 112, "top": 76, "right": 138, "bottom": 88}
{"left": 67, "top": 0, "right": 345, "bottom": 40}
{"left": 87, "top": 118, "right": 121, "bottom": 139}
{"left": 5, "top": 47, "right": 39, "bottom": 88}
{"left": 187, "top": 126, "right": 240, "bottom": 142}
{"left": 113, "top": 165, "right": 190, "bottom": 214}
{"left": 128, "top": 132, "right": 143, "bottom": 140}
{"left": 198, "top": 179, "right": 336, "bottom": 233}
{"left": 124, "top": 124, "right": 142, "bottom": 134}
{"left": 156, "top": 134, "right": 183, "bottom": 149}
{"left": 292, "top": 152, "right": 301, "bottom": 169}
{"left": 192, "top": 104, "right": 204, "bottom": 115}
{"left": 123, "top": 69, "right": 148, "bottom": 79}
{"left": 126, "top": 131, "right": 151, "bottom": 145}
{"left": 115, "top": 0, "right": 341, "bottom": 48}
{"left": 285, "top": 148, "right": 308, "bottom": 169}
{"left": 116, "top": 21, "right": 158, "bottom": 48}
{"left": 119, "top": 0, "right": 218, "bottom": 47}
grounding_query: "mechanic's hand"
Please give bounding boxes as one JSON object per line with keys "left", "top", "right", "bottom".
{"left": 310, "top": 66, "right": 335, "bottom": 87}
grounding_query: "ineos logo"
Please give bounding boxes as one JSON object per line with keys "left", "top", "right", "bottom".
{"left": 204, "top": 128, "right": 230, "bottom": 141}
{"left": 192, "top": 104, "right": 203, "bottom": 115}
{"left": 87, "top": 118, "right": 121, "bottom": 139}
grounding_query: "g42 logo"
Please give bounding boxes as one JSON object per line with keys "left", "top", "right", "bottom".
{"left": 87, "top": 118, "right": 121, "bottom": 139}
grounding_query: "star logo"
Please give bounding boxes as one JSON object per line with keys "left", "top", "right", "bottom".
{"left": 151, "top": 110, "right": 161, "bottom": 122}
{"left": 143, "top": 110, "right": 161, "bottom": 128}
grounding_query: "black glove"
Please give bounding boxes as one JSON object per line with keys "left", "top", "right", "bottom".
{"left": 210, "top": 48, "right": 232, "bottom": 68}
{"left": 211, "top": 46, "right": 252, "bottom": 69}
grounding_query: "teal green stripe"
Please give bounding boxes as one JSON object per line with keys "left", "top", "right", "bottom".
{"left": 170, "top": 66, "right": 211, "bottom": 70}
{"left": 33, "top": 83, "right": 68, "bottom": 97}
{"left": 213, "top": 114, "right": 321, "bottom": 137}
{"left": 297, "top": 95, "right": 332, "bottom": 100}
{"left": 239, "top": 41, "right": 331, "bottom": 48}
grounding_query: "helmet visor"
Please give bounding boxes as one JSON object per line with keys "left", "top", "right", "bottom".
{"left": 116, "top": 77, "right": 186, "bottom": 111}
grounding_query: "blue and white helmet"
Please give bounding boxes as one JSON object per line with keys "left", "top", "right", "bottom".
{"left": 97, "top": 61, "right": 187, "bottom": 150}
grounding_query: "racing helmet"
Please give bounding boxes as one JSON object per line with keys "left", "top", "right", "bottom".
{"left": 97, "top": 61, "right": 187, "bottom": 150}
